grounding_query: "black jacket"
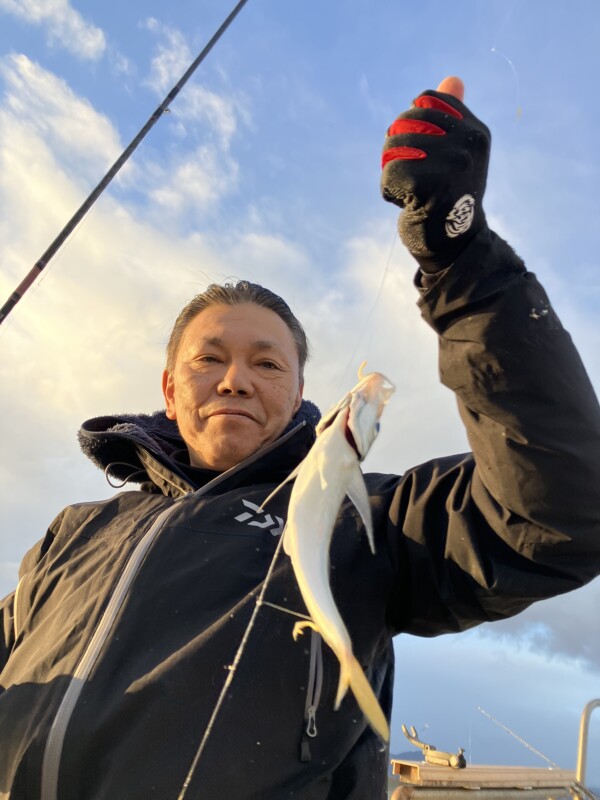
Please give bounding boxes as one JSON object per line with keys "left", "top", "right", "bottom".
{"left": 1, "top": 229, "right": 599, "bottom": 799}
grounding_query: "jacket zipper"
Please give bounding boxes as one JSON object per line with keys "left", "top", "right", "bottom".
{"left": 300, "top": 629, "right": 323, "bottom": 762}
{"left": 39, "top": 423, "right": 308, "bottom": 799}
{"left": 39, "top": 500, "right": 185, "bottom": 800}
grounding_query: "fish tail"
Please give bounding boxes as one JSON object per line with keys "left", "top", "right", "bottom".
{"left": 336, "top": 655, "right": 390, "bottom": 743}
{"left": 334, "top": 663, "right": 350, "bottom": 710}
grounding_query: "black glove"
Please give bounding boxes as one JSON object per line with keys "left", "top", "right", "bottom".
{"left": 381, "top": 89, "right": 491, "bottom": 273}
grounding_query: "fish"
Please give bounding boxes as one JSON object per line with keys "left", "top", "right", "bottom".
{"left": 263, "top": 365, "right": 395, "bottom": 742}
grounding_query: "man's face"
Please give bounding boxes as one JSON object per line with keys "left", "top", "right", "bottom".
{"left": 163, "top": 303, "right": 303, "bottom": 471}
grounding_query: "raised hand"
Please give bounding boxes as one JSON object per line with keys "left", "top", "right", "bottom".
{"left": 381, "top": 77, "right": 490, "bottom": 273}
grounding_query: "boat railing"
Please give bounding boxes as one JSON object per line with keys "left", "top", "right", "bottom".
{"left": 576, "top": 698, "right": 600, "bottom": 787}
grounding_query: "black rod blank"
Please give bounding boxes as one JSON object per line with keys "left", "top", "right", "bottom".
{"left": 0, "top": 0, "right": 250, "bottom": 326}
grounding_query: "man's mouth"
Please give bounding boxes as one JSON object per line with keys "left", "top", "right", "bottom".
{"left": 208, "top": 409, "right": 256, "bottom": 421}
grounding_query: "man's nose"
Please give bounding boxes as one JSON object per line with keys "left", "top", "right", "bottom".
{"left": 217, "top": 362, "right": 254, "bottom": 395}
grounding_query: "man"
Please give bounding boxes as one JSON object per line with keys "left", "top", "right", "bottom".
{"left": 1, "top": 78, "right": 599, "bottom": 799}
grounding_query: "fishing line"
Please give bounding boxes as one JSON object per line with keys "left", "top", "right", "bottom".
{"left": 490, "top": 0, "right": 522, "bottom": 119}
{"left": 339, "top": 226, "right": 397, "bottom": 389}
{"left": 177, "top": 530, "right": 286, "bottom": 799}
{"left": 259, "top": 599, "right": 311, "bottom": 622}
{"left": 0, "top": 0, "right": 250, "bottom": 327}
{"left": 490, "top": 0, "right": 518, "bottom": 51}
{"left": 491, "top": 47, "right": 522, "bottom": 119}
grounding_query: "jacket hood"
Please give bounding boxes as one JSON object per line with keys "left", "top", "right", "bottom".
{"left": 78, "top": 399, "right": 321, "bottom": 486}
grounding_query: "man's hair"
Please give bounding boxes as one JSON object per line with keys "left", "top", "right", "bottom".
{"left": 165, "top": 280, "right": 310, "bottom": 378}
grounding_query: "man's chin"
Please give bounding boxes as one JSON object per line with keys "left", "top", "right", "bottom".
{"left": 189, "top": 439, "right": 263, "bottom": 472}
{"left": 186, "top": 419, "right": 290, "bottom": 471}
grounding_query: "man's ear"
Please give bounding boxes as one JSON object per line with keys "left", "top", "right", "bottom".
{"left": 162, "top": 370, "right": 177, "bottom": 420}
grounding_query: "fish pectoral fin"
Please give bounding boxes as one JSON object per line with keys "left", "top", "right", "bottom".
{"left": 339, "top": 655, "right": 390, "bottom": 744}
{"left": 292, "top": 620, "right": 319, "bottom": 641}
{"left": 345, "top": 464, "right": 375, "bottom": 554}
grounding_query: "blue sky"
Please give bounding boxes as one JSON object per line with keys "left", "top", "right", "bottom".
{"left": 0, "top": 0, "right": 599, "bottom": 784}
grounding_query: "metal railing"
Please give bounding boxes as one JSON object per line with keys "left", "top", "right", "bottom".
{"left": 576, "top": 698, "right": 600, "bottom": 788}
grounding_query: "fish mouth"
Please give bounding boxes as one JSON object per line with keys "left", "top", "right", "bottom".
{"left": 344, "top": 425, "right": 361, "bottom": 457}
{"left": 318, "top": 405, "right": 364, "bottom": 458}
{"left": 317, "top": 406, "right": 361, "bottom": 455}
{"left": 337, "top": 407, "right": 362, "bottom": 457}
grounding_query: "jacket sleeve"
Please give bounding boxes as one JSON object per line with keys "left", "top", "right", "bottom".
{"left": 0, "top": 528, "right": 57, "bottom": 675}
{"left": 384, "top": 227, "right": 600, "bottom": 636}
{"left": 0, "top": 592, "right": 15, "bottom": 674}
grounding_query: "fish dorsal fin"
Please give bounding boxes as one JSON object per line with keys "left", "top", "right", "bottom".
{"left": 345, "top": 464, "right": 375, "bottom": 554}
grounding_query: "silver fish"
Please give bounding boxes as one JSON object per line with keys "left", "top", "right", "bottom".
{"left": 265, "top": 365, "right": 394, "bottom": 741}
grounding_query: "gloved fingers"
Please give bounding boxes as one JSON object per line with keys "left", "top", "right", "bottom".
{"left": 382, "top": 90, "right": 488, "bottom": 167}
{"left": 387, "top": 119, "right": 446, "bottom": 137}
{"left": 382, "top": 112, "right": 446, "bottom": 166}
{"left": 413, "top": 91, "right": 465, "bottom": 119}
{"left": 381, "top": 146, "right": 427, "bottom": 166}
{"left": 382, "top": 132, "right": 474, "bottom": 186}
{"left": 386, "top": 90, "right": 467, "bottom": 142}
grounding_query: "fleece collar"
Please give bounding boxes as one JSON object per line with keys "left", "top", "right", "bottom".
{"left": 78, "top": 399, "right": 321, "bottom": 489}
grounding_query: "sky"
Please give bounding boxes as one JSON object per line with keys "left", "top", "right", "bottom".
{"left": 0, "top": 0, "right": 599, "bottom": 785}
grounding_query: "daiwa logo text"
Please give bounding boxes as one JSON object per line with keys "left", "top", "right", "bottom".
{"left": 234, "top": 499, "right": 284, "bottom": 536}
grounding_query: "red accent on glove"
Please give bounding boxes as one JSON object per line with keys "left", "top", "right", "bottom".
{"left": 387, "top": 119, "right": 446, "bottom": 136}
{"left": 382, "top": 146, "right": 427, "bottom": 167}
{"left": 414, "top": 95, "right": 463, "bottom": 119}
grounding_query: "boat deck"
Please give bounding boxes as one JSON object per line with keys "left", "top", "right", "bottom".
{"left": 389, "top": 760, "right": 580, "bottom": 799}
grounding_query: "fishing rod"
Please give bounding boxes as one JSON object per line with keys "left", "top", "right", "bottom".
{"left": 476, "top": 706, "right": 560, "bottom": 768}
{"left": 0, "top": 0, "right": 250, "bottom": 327}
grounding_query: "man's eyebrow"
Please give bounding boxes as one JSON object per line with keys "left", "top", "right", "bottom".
{"left": 252, "top": 339, "right": 284, "bottom": 352}
{"left": 196, "top": 336, "right": 285, "bottom": 353}
{"left": 199, "top": 336, "right": 225, "bottom": 348}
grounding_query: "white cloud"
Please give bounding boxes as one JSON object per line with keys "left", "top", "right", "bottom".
{"left": 150, "top": 144, "right": 239, "bottom": 213}
{"left": 142, "top": 17, "right": 245, "bottom": 150}
{"left": 143, "top": 18, "right": 190, "bottom": 94}
{"left": 476, "top": 578, "right": 600, "bottom": 671}
{"left": 109, "top": 49, "right": 135, "bottom": 78}
{"left": 0, "top": 54, "right": 123, "bottom": 185}
{"left": 0, "top": 0, "right": 105, "bottom": 60}
{"left": 182, "top": 85, "right": 239, "bottom": 148}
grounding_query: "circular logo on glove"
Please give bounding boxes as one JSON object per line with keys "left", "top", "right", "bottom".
{"left": 445, "top": 194, "right": 475, "bottom": 238}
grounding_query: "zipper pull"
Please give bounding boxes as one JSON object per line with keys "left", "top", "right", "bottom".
{"left": 300, "top": 735, "right": 311, "bottom": 763}
{"left": 300, "top": 706, "right": 318, "bottom": 763}
{"left": 305, "top": 706, "right": 317, "bottom": 738}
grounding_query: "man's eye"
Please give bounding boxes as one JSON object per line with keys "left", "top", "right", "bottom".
{"left": 197, "top": 355, "right": 219, "bottom": 364}
{"left": 259, "top": 361, "right": 279, "bottom": 370}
